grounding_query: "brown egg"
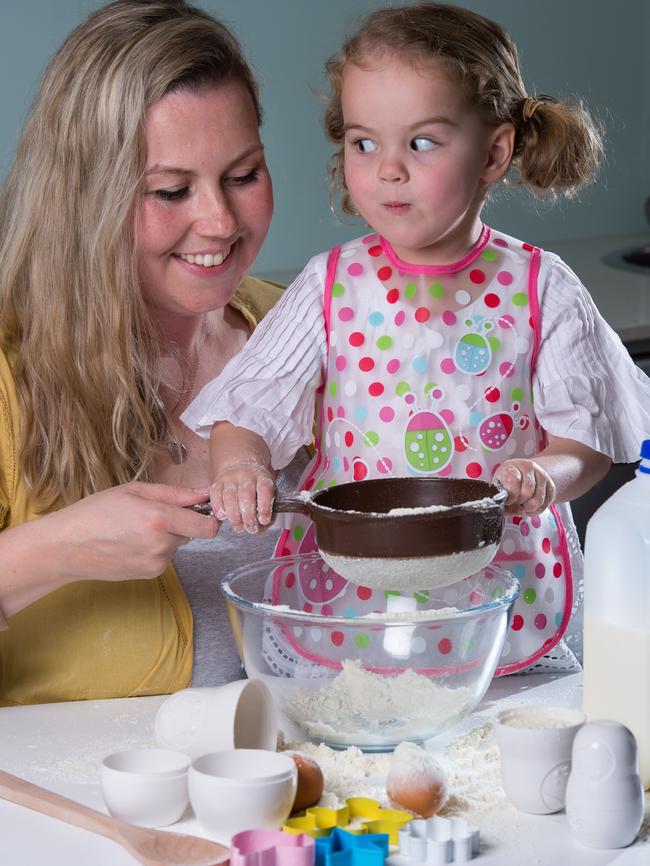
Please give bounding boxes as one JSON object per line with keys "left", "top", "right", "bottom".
{"left": 287, "top": 751, "right": 325, "bottom": 812}
{"left": 386, "top": 741, "right": 448, "bottom": 818}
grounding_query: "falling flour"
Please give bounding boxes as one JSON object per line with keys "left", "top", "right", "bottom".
{"left": 320, "top": 544, "right": 497, "bottom": 589}
{"left": 282, "top": 659, "right": 472, "bottom": 746}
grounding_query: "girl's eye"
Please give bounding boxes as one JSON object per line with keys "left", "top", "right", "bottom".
{"left": 153, "top": 187, "right": 189, "bottom": 202}
{"left": 355, "top": 138, "right": 377, "bottom": 154}
{"left": 411, "top": 137, "right": 435, "bottom": 152}
{"left": 228, "top": 169, "right": 259, "bottom": 186}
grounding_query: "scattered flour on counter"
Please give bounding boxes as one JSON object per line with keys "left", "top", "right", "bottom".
{"left": 3, "top": 707, "right": 154, "bottom": 785}
{"left": 282, "top": 721, "right": 508, "bottom": 820}
{"left": 281, "top": 740, "right": 392, "bottom": 808}
{"left": 439, "top": 722, "right": 507, "bottom": 819}
{"left": 282, "top": 660, "right": 472, "bottom": 746}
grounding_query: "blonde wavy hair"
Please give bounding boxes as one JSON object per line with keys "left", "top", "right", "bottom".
{"left": 0, "top": 0, "right": 261, "bottom": 509}
{"left": 324, "top": 3, "right": 604, "bottom": 215}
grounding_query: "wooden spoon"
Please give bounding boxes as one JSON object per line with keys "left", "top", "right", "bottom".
{"left": 0, "top": 769, "right": 229, "bottom": 866}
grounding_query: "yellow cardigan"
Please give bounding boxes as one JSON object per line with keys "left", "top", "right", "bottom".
{"left": 0, "top": 277, "right": 282, "bottom": 706}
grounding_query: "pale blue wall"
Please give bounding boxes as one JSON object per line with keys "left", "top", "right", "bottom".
{"left": 1, "top": 1, "right": 647, "bottom": 278}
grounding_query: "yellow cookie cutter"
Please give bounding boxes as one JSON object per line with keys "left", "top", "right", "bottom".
{"left": 283, "top": 797, "right": 412, "bottom": 844}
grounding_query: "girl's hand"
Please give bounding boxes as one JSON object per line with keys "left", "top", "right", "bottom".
{"left": 493, "top": 459, "right": 556, "bottom": 516}
{"left": 209, "top": 461, "right": 276, "bottom": 533}
{"left": 55, "top": 481, "right": 220, "bottom": 582}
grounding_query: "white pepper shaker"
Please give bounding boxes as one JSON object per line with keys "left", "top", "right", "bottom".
{"left": 565, "top": 720, "right": 644, "bottom": 849}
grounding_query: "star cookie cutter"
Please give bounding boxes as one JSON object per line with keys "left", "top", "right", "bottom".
{"left": 398, "top": 817, "right": 480, "bottom": 864}
{"left": 284, "top": 797, "right": 412, "bottom": 844}
{"left": 316, "top": 826, "right": 389, "bottom": 866}
{"left": 230, "top": 829, "right": 315, "bottom": 866}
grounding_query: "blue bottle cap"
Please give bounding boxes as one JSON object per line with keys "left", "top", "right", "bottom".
{"left": 641, "top": 439, "right": 650, "bottom": 460}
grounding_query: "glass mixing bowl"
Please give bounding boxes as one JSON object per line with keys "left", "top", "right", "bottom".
{"left": 222, "top": 553, "right": 519, "bottom": 751}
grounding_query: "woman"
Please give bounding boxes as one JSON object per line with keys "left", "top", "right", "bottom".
{"left": 0, "top": 0, "right": 299, "bottom": 704}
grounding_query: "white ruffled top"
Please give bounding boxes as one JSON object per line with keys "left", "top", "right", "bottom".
{"left": 183, "top": 247, "right": 650, "bottom": 470}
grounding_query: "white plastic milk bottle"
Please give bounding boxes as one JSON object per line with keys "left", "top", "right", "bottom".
{"left": 582, "top": 439, "right": 650, "bottom": 789}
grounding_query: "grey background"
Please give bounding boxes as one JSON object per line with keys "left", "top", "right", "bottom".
{"left": 1, "top": 0, "right": 648, "bottom": 278}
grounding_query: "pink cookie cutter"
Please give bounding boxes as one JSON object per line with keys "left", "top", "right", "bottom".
{"left": 231, "top": 829, "right": 315, "bottom": 866}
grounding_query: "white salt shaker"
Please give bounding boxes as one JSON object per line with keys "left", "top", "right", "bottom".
{"left": 565, "top": 720, "right": 644, "bottom": 849}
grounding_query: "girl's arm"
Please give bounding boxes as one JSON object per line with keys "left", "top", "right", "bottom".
{"left": 494, "top": 433, "right": 612, "bottom": 515}
{"left": 183, "top": 258, "right": 328, "bottom": 470}
{"left": 0, "top": 482, "right": 218, "bottom": 621}
{"left": 187, "top": 258, "right": 329, "bottom": 533}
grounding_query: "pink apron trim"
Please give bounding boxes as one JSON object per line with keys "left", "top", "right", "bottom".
{"left": 528, "top": 246, "right": 543, "bottom": 373}
{"left": 495, "top": 502, "right": 574, "bottom": 676}
{"left": 494, "top": 249, "right": 572, "bottom": 676}
{"left": 323, "top": 246, "right": 340, "bottom": 339}
{"left": 381, "top": 225, "right": 490, "bottom": 275}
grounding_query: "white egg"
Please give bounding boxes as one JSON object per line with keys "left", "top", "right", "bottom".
{"left": 386, "top": 741, "right": 448, "bottom": 817}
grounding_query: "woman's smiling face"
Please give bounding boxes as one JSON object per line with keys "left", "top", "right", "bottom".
{"left": 136, "top": 81, "right": 273, "bottom": 319}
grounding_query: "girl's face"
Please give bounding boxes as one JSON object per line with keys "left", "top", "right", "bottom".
{"left": 341, "top": 56, "right": 512, "bottom": 265}
{"left": 136, "top": 82, "right": 273, "bottom": 321}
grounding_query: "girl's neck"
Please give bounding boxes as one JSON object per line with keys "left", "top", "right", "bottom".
{"left": 388, "top": 213, "right": 485, "bottom": 268}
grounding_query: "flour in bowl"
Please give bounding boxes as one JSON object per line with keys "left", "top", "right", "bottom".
{"left": 282, "top": 659, "right": 472, "bottom": 746}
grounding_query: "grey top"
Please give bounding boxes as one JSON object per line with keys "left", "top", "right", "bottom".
{"left": 172, "top": 449, "right": 309, "bottom": 686}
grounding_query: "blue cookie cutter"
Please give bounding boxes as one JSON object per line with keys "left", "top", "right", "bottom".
{"left": 316, "top": 826, "right": 390, "bottom": 866}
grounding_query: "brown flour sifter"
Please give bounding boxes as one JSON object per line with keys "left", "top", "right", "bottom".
{"left": 196, "top": 475, "right": 506, "bottom": 588}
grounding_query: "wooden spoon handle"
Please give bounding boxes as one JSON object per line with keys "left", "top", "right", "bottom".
{"left": 0, "top": 769, "right": 128, "bottom": 843}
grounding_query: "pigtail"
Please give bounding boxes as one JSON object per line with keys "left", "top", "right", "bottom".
{"left": 511, "top": 96, "right": 604, "bottom": 199}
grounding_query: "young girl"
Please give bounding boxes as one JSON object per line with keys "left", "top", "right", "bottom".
{"left": 183, "top": 3, "right": 650, "bottom": 675}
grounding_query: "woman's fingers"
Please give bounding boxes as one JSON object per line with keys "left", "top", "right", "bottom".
{"left": 51, "top": 482, "right": 219, "bottom": 583}
{"left": 127, "top": 481, "right": 218, "bottom": 540}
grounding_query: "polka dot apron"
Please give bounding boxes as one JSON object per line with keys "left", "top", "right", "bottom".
{"left": 270, "top": 227, "right": 573, "bottom": 677}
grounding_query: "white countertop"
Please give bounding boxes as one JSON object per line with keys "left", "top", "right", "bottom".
{"left": 0, "top": 672, "right": 648, "bottom": 866}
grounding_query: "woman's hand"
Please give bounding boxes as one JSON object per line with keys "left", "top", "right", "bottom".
{"left": 0, "top": 481, "right": 220, "bottom": 618}
{"left": 494, "top": 459, "right": 556, "bottom": 516}
{"left": 57, "top": 482, "right": 220, "bottom": 581}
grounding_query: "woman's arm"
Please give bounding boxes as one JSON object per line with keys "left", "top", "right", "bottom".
{"left": 494, "top": 433, "right": 612, "bottom": 515}
{"left": 0, "top": 481, "right": 218, "bottom": 620}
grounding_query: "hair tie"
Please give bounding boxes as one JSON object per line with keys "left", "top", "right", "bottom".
{"left": 521, "top": 96, "right": 543, "bottom": 122}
